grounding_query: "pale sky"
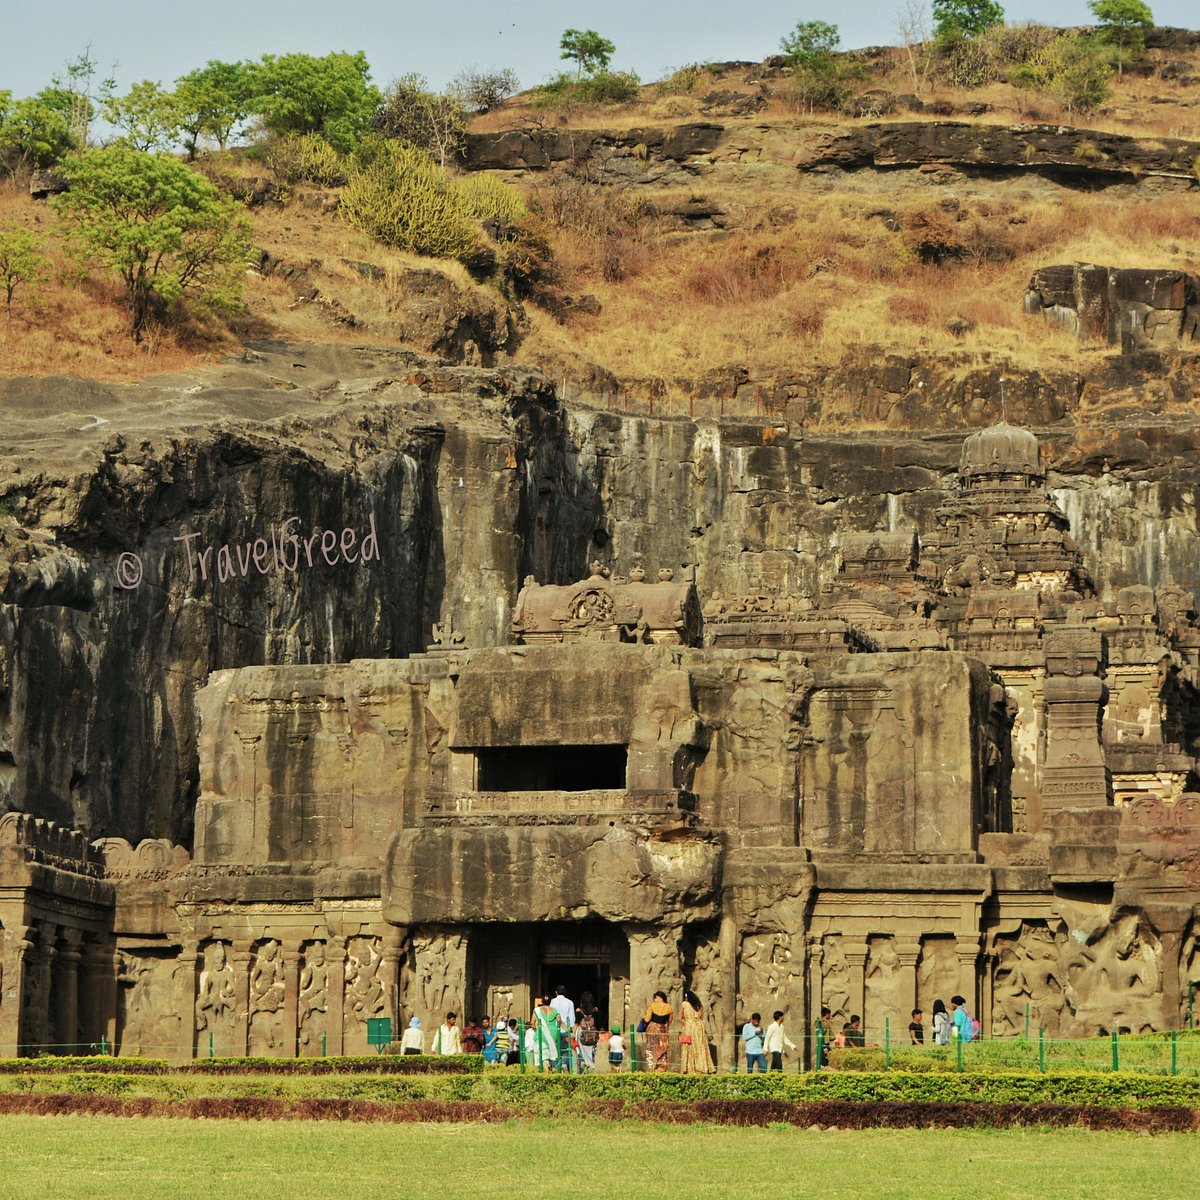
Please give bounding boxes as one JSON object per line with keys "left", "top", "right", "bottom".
{"left": 2, "top": 0, "right": 1195, "bottom": 98}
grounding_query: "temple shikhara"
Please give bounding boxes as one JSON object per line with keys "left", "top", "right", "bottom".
{"left": 3, "top": 423, "right": 1199, "bottom": 1061}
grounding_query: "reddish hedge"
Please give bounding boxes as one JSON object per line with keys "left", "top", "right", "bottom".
{"left": 0, "top": 1055, "right": 479, "bottom": 1076}
{"left": 0, "top": 1092, "right": 1195, "bottom": 1131}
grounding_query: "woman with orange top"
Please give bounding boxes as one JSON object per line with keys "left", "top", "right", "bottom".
{"left": 642, "top": 990, "right": 674, "bottom": 1071}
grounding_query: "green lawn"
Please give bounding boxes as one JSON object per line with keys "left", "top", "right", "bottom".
{"left": 5, "top": 1116, "right": 1199, "bottom": 1200}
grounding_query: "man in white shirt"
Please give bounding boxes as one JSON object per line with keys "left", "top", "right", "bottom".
{"left": 550, "top": 986, "right": 575, "bottom": 1046}
{"left": 763, "top": 1009, "right": 796, "bottom": 1071}
{"left": 434, "top": 1011, "right": 462, "bottom": 1054}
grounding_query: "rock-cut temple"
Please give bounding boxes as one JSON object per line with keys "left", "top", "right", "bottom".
{"left": 2, "top": 424, "right": 1199, "bottom": 1061}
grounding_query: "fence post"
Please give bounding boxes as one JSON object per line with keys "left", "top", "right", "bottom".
{"left": 519, "top": 1019, "right": 526, "bottom": 1073}
{"left": 1190, "top": 983, "right": 1195, "bottom": 1032}
{"left": 99, "top": 1035, "right": 106, "bottom": 1056}
{"left": 630, "top": 1027, "right": 638, "bottom": 1072}
{"left": 208, "top": 1031, "right": 214, "bottom": 1059}
{"left": 1024, "top": 1002, "right": 1030, "bottom": 1042}
{"left": 1038, "top": 1027, "right": 1045, "bottom": 1074}
{"left": 1171, "top": 1030, "right": 1178, "bottom": 1076}
{"left": 815, "top": 1023, "right": 824, "bottom": 1073}
{"left": 885, "top": 1017, "right": 891, "bottom": 1070}
{"left": 1111, "top": 1030, "right": 1119, "bottom": 1073}
{"left": 956, "top": 1034, "right": 963, "bottom": 1074}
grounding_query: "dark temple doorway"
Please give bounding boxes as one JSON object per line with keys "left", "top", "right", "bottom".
{"left": 539, "top": 923, "right": 612, "bottom": 1029}
{"left": 468, "top": 921, "right": 628, "bottom": 1032}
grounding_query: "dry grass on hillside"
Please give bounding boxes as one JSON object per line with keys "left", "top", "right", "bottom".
{"left": 477, "top": 41, "right": 1200, "bottom": 141}
{"left": 517, "top": 178, "right": 1200, "bottom": 396}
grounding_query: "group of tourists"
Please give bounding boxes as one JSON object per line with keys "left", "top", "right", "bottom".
{"left": 910, "top": 996, "right": 980, "bottom": 1046}
{"left": 398, "top": 984, "right": 718, "bottom": 1073}
{"left": 402, "top": 988, "right": 981, "bottom": 1071}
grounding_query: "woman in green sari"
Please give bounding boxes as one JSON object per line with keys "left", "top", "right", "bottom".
{"left": 533, "top": 995, "right": 561, "bottom": 1071}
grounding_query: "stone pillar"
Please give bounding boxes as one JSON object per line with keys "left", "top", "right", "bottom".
{"left": 176, "top": 942, "right": 199, "bottom": 1061}
{"left": 844, "top": 941, "right": 869, "bottom": 1025}
{"left": 1041, "top": 631, "right": 1110, "bottom": 811}
{"left": 325, "top": 936, "right": 346, "bottom": 1056}
{"left": 380, "top": 929, "right": 405, "bottom": 1044}
{"left": 713, "top": 911, "right": 739, "bottom": 1070}
{"left": 52, "top": 929, "right": 83, "bottom": 1054}
{"left": 26, "top": 922, "right": 55, "bottom": 1051}
{"left": 230, "top": 941, "right": 252, "bottom": 1057}
{"left": 896, "top": 942, "right": 921, "bottom": 1023}
{"left": 0, "top": 925, "right": 34, "bottom": 1057}
{"left": 282, "top": 944, "right": 302, "bottom": 1059}
{"left": 956, "top": 934, "right": 982, "bottom": 1015}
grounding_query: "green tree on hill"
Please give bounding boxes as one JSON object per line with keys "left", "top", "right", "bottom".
{"left": 1089, "top": 0, "right": 1155, "bottom": 73}
{"left": 174, "top": 60, "right": 260, "bottom": 157}
{"left": 0, "top": 225, "right": 49, "bottom": 317}
{"left": 932, "top": 0, "right": 1006, "bottom": 40}
{"left": 0, "top": 88, "right": 76, "bottom": 175}
{"left": 252, "top": 52, "right": 380, "bottom": 152}
{"left": 779, "top": 20, "right": 841, "bottom": 67}
{"left": 53, "top": 146, "right": 251, "bottom": 341}
{"left": 103, "top": 81, "right": 183, "bottom": 152}
{"left": 560, "top": 29, "right": 615, "bottom": 77}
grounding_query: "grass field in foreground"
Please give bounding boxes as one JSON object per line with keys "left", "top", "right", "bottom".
{"left": 5, "top": 1116, "right": 1199, "bottom": 1200}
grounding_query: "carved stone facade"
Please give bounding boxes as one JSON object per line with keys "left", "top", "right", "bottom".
{"left": 2, "top": 423, "right": 1199, "bottom": 1061}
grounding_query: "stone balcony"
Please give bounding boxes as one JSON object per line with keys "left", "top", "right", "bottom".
{"left": 421, "top": 788, "right": 697, "bottom": 827}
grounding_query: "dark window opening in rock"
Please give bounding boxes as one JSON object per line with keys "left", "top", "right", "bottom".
{"left": 476, "top": 745, "right": 627, "bottom": 791}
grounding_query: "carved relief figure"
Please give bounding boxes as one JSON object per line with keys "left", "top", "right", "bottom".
{"left": 865, "top": 936, "right": 906, "bottom": 1036}
{"left": 298, "top": 941, "right": 329, "bottom": 1053}
{"left": 991, "top": 922, "right": 1066, "bottom": 1036}
{"left": 1063, "top": 911, "right": 1163, "bottom": 1034}
{"left": 409, "top": 930, "right": 468, "bottom": 1024}
{"left": 820, "top": 935, "right": 851, "bottom": 1026}
{"left": 344, "top": 935, "right": 384, "bottom": 1035}
{"left": 248, "top": 939, "right": 286, "bottom": 1053}
{"left": 117, "top": 951, "right": 180, "bottom": 1054}
{"left": 738, "top": 931, "right": 802, "bottom": 1018}
{"left": 195, "top": 941, "right": 236, "bottom": 1035}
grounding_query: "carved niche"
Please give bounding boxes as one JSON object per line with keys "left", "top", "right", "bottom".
{"left": 343, "top": 935, "right": 385, "bottom": 1038}
{"left": 990, "top": 921, "right": 1066, "bottom": 1036}
{"left": 297, "top": 941, "right": 329, "bottom": 1056}
{"left": 248, "top": 938, "right": 287, "bottom": 1054}
{"left": 116, "top": 951, "right": 180, "bottom": 1055}
{"left": 195, "top": 940, "right": 236, "bottom": 1039}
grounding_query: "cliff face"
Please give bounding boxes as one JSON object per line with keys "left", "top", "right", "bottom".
{"left": 0, "top": 344, "right": 597, "bottom": 843}
{"left": 4, "top": 341, "right": 1200, "bottom": 845}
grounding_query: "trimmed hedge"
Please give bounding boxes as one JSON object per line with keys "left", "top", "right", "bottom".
{"left": 0, "top": 1092, "right": 1193, "bottom": 1131}
{"left": 3, "top": 1068, "right": 1200, "bottom": 1111}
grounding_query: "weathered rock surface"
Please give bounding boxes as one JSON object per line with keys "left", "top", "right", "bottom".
{"left": 1025, "top": 264, "right": 1200, "bottom": 351}
{"left": 800, "top": 121, "right": 1200, "bottom": 185}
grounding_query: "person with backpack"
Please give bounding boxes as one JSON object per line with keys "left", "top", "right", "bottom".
{"left": 575, "top": 1003, "right": 600, "bottom": 1073}
{"left": 679, "top": 988, "right": 714, "bottom": 1074}
{"left": 950, "top": 995, "right": 976, "bottom": 1043}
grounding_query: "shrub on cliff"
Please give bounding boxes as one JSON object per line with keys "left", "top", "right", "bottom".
{"left": 340, "top": 141, "right": 478, "bottom": 262}
{"left": 261, "top": 132, "right": 349, "bottom": 186}
{"left": 53, "top": 145, "right": 252, "bottom": 341}
{"left": 1010, "top": 32, "right": 1114, "bottom": 113}
{"left": 457, "top": 171, "right": 527, "bottom": 227}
